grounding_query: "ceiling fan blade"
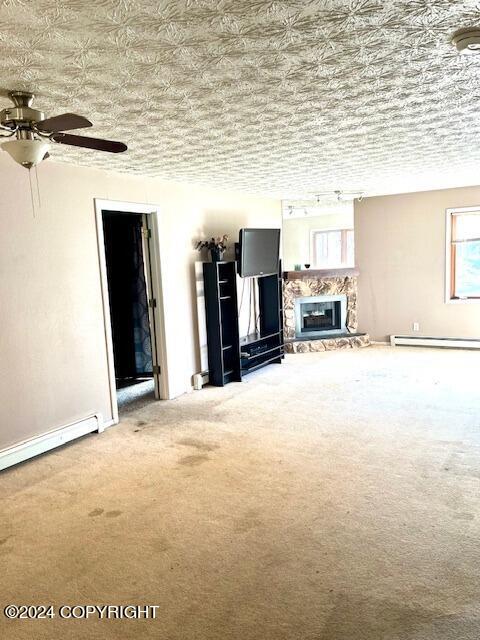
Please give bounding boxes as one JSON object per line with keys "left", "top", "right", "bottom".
{"left": 36, "top": 113, "right": 92, "bottom": 133}
{"left": 51, "top": 132, "right": 127, "bottom": 153}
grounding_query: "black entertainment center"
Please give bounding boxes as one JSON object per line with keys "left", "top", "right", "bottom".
{"left": 203, "top": 228, "right": 284, "bottom": 387}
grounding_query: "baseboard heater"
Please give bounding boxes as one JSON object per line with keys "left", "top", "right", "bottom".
{"left": 0, "top": 414, "right": 104, "bottom": 472}
{"left": 390, "top": 335, "right": 480, "bottom": 350}
{"left": 193, "top": 370, "right": 209, "bottom": 390}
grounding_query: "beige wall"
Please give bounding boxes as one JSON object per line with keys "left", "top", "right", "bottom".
{"left": 355, "top": 185, "right": 480, "bottom": 341}
{"left": 0, "top": 156, "right": 280, "bottom": 451}
{"left": 282, "top": 210, "right": 353, "bottom": 270}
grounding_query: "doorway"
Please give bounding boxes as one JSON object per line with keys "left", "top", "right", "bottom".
{"left": 95, "top": 199, "right": 168, "bottom": 425}
{"left": 103, "top": 210, "right": 155, "bottom": 411}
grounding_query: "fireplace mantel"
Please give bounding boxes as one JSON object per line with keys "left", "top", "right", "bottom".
{"left": 283, "top": 267, "right": 359, "bottom": 281}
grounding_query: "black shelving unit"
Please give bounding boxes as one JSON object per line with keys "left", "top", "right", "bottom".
{"left": 203, "top": 261, "right": 284, "bottom": 386}
{"left": 240, "top": 268, "right": 284, "bottom": 377}
{"left": 203, "top": 261, "right": 242, "bottom": 386}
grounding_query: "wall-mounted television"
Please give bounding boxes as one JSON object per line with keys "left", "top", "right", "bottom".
{"left": 238, "top": 228, "right": 281, "bottom": 278}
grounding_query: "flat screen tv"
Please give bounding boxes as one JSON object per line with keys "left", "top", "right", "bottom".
{"left": 238, "top": 228, "right": 281, "bottom": 278}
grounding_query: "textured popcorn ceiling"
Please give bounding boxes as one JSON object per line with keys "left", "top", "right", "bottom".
{"left": 0, "top": 0, "right": 480, "bottom": 198}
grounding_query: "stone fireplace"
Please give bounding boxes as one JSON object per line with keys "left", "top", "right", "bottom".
{"left": 283, "top": 268, "right": 370, "bottom": 353}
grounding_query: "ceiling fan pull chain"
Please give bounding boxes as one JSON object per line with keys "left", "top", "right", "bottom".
{"left": 35, "top": 165, "right": 42, "bottom": 210}
{"left": 28, "top": 168, "right": 36, "bottom": 219}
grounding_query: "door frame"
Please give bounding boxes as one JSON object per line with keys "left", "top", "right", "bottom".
{"left": 95, "top": 198, "right": 169, "bottom": 425}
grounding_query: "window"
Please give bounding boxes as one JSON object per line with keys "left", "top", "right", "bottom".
{"left": 311, "top": 229, "right": 354, "bottom": 268}
{"left": 448, "top": 209, "right": 480, "bottom": 301}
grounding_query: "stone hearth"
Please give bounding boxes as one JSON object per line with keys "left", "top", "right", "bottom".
{"left": 283, "top": 269, "right": 370, "bottom": 353}
{"left": 285, "top": 333, "right": 370, "bottom": 353}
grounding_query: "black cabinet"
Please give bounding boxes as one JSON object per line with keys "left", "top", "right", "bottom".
{"left": 203, "top": 261, "right": 242, "bottom": 386}
{"left": 203, "top": 261, "right": 284, "bottom": 386}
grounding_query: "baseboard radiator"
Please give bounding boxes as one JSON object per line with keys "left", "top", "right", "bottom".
{"left": 193, "top": 370, "right": 209, "bottom": 390}
{"left": 390, "top": 335, "right": 480, "bottom": 350}
{"left": 0, "top": 414, "right": 104, "bottom": 472}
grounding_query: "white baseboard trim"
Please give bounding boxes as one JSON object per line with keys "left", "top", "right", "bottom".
{"left": 0, "top": 413, "right": 104, "bottom": 472}
{"left": 390, "top": 335, "right": 480, "bottom": 349}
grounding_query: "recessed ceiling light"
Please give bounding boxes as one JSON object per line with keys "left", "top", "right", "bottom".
{"left": 452, "top": 29, "right": 480, "bottom": 55}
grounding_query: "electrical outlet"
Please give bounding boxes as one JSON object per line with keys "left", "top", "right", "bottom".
{"left": 412, "top": 322, "right": 420, "bottom": 332}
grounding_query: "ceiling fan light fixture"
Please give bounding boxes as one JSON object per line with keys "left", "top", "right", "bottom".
{"left": 452, "top": 29, "right": 480, "bottom": 55}
{"left": 0, "top": 91, "right": 127, "bottom": 169}
{"left": 1, "top": 139, "right": 50, "bottom": 169}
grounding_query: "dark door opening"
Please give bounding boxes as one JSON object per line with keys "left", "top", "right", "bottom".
{"left": 102, "top": 211, "right": 155, "bottom": 410}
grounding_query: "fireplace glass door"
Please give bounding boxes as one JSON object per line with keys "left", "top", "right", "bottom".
{"left": 300, "top": 301, "right": 341, "bottom": 334}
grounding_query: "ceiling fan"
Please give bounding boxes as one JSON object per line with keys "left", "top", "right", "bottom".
{"left": 0, "top": 90, "right": 127, "bottom": 169}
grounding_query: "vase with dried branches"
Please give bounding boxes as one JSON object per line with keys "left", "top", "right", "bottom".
{"left": 195, "top": 234, "right": 229, "bottom": 262}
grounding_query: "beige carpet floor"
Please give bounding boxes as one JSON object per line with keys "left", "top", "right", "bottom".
{"left": 1, "top": 345, "right": 480, "bottom": 639}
